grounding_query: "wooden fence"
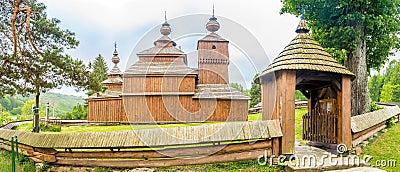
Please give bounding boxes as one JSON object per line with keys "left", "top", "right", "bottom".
{"left": 0, "top": 120, "right": 282, "bottom": 167}
{"left": 351, "top": 105, "right": 400, "bottom": 146}
{"left": 303, "top": 110, "right": 337, "bottom": 144}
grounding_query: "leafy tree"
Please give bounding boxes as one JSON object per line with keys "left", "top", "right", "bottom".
{"left": 0, "top": 97, "right": 12, "bottom": 111}
{"left": 0, "top": 96, "right": 24, "bottom": 111}
{"left": 61, "top": 103, "right": 87, "bottom": 120}
{"left": 21, "top": 100, "right": 35, "bottom": 119}
{"left": 379, "top": 60, "right": 400, "bottom": 102}
{"left": 380, "top": 83, "right": 394, "bottom": 102}
{"left": 0, "top": 0, "right": 89, "bottom": 132}
{"left": 383, "top": 60, "right": 398, "bottom": 85}
{"left": 10, "top": 107, "right": 21, "bottom": 116}
{"left": 0, "top": 111, "right": 12, "bottom": 125}
{"left": 230, "top": 83, "right": 245, "bottom": 93}
{"left": 249, "top": 75, "right": 261, "bottom": 107}
{"left": 368, "top": 75, "right": 384, "bottom": 102}
{"left": 87, "top": 54, "right": 109, "bottom": 96}
{"left": 0, "top": 104, "right": 4, "bottom": 112}
{"left": 295, "top": 90, "right": 307, "bottom": 101}
{"left": 281, "top": 0, "right": 400, "bottom": 115}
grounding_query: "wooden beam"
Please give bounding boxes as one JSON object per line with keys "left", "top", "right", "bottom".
{"left": 280, "top": 70, "right": 296, "bottom": 155}
{"left": 338, "top": 75, "right": 352, "bottom": 149}
{"left": 55, "top": 149, "right": 271, "bottom": 168}
{"left": 352, "top": 123, "right": 386, "bottom": 147}
{"left": 56, "top": 140, "right": 272, "bottom": 159}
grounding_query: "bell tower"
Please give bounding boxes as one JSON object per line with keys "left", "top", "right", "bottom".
{"left": 197, "top": 8, "right": 229, "bottom": 84}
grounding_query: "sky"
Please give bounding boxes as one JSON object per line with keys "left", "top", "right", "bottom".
{"left": 39, "top": 0, "right": 398, "bottom": 97}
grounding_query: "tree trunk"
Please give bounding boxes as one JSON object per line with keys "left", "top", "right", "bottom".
{"left": 344, "top": 27, "right": 370, "bottom": 116}
{"left": 33, "top": 92, "right": 40, "bottom": 132}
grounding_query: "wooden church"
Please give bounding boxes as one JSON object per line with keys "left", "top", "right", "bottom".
{"left": 88, "top": 13, "right": 250, "bottom": 123}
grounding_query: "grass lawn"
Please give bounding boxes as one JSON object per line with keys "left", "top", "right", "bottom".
{"left": 295, "top": 108, "right": 308, "bottom": 143}
{"left": 0, "top": 150, "right": 35, "bottom": 172}
{"left": 248, "top": 113, "right": 262, "bottom": 121}
{"left": 248, "top": 108, "right": 308, "bottom": 143}
{"left": 361, "top": 122, "right": 400, "bottom": 172}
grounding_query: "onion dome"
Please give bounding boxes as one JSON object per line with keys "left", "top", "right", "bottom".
{"left": 206, "top": 6, "right": 220, "bottom": 32}
{"left": 109, "top": 42, "right": 122, "bottom": 74}
{"left": 259, "top": 19, "right": 355, "bottom": 78}
{"left": 198, "top": 6, "right": 227, "bottom": 43}
{"left": 160, "top": 12, "right": 171, "bottom": 36}
{"left": 137, "top": 12, "right": 184, "bottom": 55}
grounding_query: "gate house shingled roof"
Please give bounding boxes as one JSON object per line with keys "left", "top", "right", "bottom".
{"left": 259, "top": 19, "right": 355, "bottom": 78}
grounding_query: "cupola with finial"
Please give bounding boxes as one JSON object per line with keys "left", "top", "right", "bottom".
{"left": 295, "top": 11, "right": 309, "bottom": 34}
{"left": 135, "top": 11, "right": 185, "bottom": 58}
{"left": 109, "top": 42, "right": 122, "bottom": 75}
{"left": 206, "top": 5, "right": 220, "bottom": 32}
{"left": 160, "top": 11, "right": 171, "bottom": 36}
{"left": 99, "top": 42, "right": 123, "bottom": 92}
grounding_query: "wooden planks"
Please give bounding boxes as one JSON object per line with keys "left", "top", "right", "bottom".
{"left": 56, "top": 149, "right": 271, "bottom": 168}
{"left": 352, "top": 122, "right": 386, "bottom": 147}
{"left": 88, "top": 98, "right": 127, "bottom": 122}
{"left": 56, "top": 140, "right": 272, "bottom": 159}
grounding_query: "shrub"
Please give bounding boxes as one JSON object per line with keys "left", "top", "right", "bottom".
{"left": 370, "top": 101, "right": 383, "bottom": 112}
{"left": 386, "top": 117, "right": 395, "bottom": 128}
{"left": 39, "top": 122, "right": 61, "bottom": 132}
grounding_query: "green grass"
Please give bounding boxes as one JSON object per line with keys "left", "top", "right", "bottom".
{"left": 361, "top": 122, "right": 400, "bottom": 172}
{"left": 247, "top": 109, "right": 308, "bottom": 143}
{"left": 295, "top": 108, "right": 308, "bottom": 143}
{"left": 0, "top": 149, "right": 35, "bottom": 172}
{"left": 248, "top": 113, "right": 262, "bottom": 121}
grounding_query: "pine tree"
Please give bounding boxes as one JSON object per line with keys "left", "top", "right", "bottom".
{"left": 87, "top": 54, "right": 109, "bottom": 96}
{"left": 0, "top": 0, "right": 89, "bottom": 132}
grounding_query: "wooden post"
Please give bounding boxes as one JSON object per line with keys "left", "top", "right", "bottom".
{"left": 278, "top": 70, "right": 296, "bottom": 155}
{"left": 261, "top": 76, "right": 276, "bottom": 121}
{"left": 260, "top": 70, "right": 296, "bottom": 155}
{"left": 338, "top": 75, "right": 352, "bottom": 149}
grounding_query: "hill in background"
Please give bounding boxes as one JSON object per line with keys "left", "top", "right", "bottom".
{"left": 0, "top": 92, "right": 85, "bottom": 118}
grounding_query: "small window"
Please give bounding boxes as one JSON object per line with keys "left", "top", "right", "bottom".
{"left": 212, "top": 45, "right": 216, "bottom": 49}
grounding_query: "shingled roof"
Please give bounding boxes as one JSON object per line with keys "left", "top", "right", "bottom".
{"left": 125, "top": 61, "right": 197, "bottom": 75}
{"left": 198, "top": 32, "right": 228, "bottom": 42}
{"left": 193, "top": 84, "right": 250, "bottom": 100}
{"left": 259, "top": 19, "right": 354, "bottom": 78}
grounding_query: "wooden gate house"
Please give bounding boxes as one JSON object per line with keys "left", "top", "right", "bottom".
{"left": 257, "top": 18, "right": 355, "bottom": 155}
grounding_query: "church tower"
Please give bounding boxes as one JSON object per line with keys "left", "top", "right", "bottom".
{"left": 197, "top": 8, "right": 229, "bottom": 84}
